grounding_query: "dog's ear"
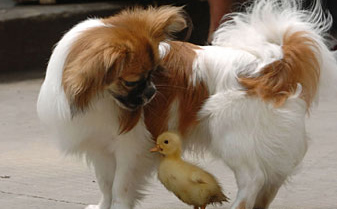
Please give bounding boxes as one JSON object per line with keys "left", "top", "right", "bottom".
{"left": 62, "top": 46, "right": 126, "bottom": 116}
{"left": 116, "top": 6, "right": 187, "bottom": 42}
{"left": 148, "top": 6, "right": 187, "bottom": 42}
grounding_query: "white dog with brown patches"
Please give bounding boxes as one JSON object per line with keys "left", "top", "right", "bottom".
{"left": 37, "top": 1, "right": 337, "bottom": 209}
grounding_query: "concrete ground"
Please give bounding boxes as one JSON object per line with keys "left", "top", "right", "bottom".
{"left": 0, "top": 78, "right": 336, "bottom": 209}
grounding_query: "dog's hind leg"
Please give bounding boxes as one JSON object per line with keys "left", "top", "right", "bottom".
{"left": 204, "top": 93, "right": 266, "bottom": 209}
{"left": 86, "top": 151, "right": 116, "bottom": 209}
{"left": 208, "top": 130, "right": 265, "bottom": 209}
{"left": 253, "top": 183, "right": 282, "bottom": 209}
{"left": 229, "top": 164, "right": 265, "bottom": 209}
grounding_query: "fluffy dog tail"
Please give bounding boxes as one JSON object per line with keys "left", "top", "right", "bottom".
{"left": 212, "top": 0, "right": 337, "bottom": 108}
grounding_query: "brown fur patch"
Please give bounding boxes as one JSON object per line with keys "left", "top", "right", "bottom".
{"left": 103, "top": 6, "right": 187, "bottom": 44}
{"left": 238, "top": 201, "right": 246, "bottom": 209}
{"left": 239, "top": 31, "right": 320, "bottom": 109}
{"left": 62, "top": 6, "right": 188, "bottom": 134}
{"left": 62, "top": 27, "right": 128, "bottom": 114}
{"left": 144, "top": 41, "right": 209, "bottom": 139}
{"left": 119, "top": 108, "right": 142, "bottom": 134}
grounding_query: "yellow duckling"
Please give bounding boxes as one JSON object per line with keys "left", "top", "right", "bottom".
{"left": 150, "top": 131, "right": 228, "bottom": 209}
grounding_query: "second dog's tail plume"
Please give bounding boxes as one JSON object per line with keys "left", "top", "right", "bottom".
{"left": 239, "top": 30, "right": 320, "bottom": 108}
{"left": 212, "top": 0, "right": 337, "bottom": 108}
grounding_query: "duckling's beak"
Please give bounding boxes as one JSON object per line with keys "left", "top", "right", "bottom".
{"left": 150, "top": 144, "right": 161, "bottom": 152}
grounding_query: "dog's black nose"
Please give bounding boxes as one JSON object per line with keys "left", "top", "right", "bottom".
{"left": 144, "top": 86, "right": 156, "bottom": 99}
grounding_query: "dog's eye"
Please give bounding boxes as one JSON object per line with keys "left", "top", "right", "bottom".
{"left": 124, "top": 80, "right": 139, "bottom": 87}
{"left": 164, "top": 140, "right": 169, "bottom": 144}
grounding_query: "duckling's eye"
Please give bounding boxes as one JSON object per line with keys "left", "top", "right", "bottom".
{"left": 164, "top": 140, "right": 169, "bottom": 144}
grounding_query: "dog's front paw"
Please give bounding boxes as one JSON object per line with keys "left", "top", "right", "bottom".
{"left": 85, "top": 205, "right": 99, "bottom": 209}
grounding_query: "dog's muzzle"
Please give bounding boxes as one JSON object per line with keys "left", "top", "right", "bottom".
{"left": 112, "top": 83, "right": 157, "bottom": 111}
{"left": 143, "top": 85, "right": 156, "bottom": 104}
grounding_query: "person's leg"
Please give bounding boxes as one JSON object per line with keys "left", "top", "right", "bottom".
{"left": 207, "top": 0, "right": 233, "bottom": 43}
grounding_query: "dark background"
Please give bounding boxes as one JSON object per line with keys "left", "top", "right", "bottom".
{"left": 0, "top": 0, "right": 336, "bottom": 80}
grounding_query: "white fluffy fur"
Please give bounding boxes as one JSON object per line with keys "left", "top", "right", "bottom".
{"left": 37, "top": 19, "right": 156, "bottom": 209}
{"left": 191, "top": 45, "right": 308, "bottom": 209}
{"left": 196, "top": 1, "right": 337, "bottom": 208}
{"left": 37, "top": 1, "right": 337, "bottom": 209}
{"left": 212, "top": 0, "right": 337, "bottom": 100}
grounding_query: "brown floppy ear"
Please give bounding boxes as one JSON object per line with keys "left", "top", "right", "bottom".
{"left": 62, "top": 47, "right": 126, "bottom": 116}
{"left": 112, "top": 6, "right": 187, "bottom": 42}
{"left": 147, "top": 6, "right": 187, "bottom": 42}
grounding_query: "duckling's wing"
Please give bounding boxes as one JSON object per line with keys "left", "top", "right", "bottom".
{"left": 190, "top": 170, "right": 208, "bottom": 185}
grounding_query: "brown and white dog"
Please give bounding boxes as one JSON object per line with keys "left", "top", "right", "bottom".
{"left": 37, "top": 1, "right": 337, "bottom": 209}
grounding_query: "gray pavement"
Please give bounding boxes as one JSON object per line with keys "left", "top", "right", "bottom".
{"left": 0, "top": 78, "right": 337, "bottom": 209}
